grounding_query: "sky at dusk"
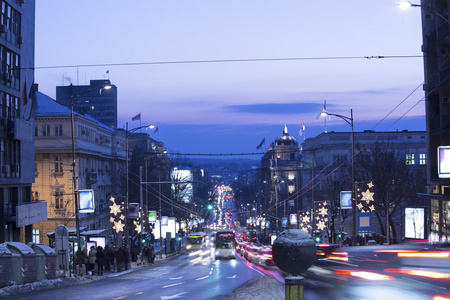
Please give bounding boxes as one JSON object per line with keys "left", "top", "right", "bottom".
{"left": 35, "top": 1, "right": 425, "bottom": 157}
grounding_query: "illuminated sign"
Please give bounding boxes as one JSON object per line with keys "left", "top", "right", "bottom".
{"left": 79, "top": 189, "right": 95, "bottom": 213}
{"left": 340, "top": 191, "right": 352, "bottom": 209}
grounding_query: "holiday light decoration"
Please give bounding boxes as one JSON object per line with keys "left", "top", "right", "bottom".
{"left": 356, "top": 181, "right": 375, "bottom": 213}
{"left": 298, "top": 211, "right": 312, "bottom": 232}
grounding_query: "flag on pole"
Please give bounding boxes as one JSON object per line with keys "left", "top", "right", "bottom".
{"left": 154, "top": 127, "right": 159, "bottom": 134}
{"left": 132, "top": 113, "right": 141, "bottom": 121}
{"left": 256, "top": 138, "right": 265, "bottom": 150}
{"left": 299, "top": 120, "right": 305, "bottom": 136}
{"left": 317, "top": 100, "right": 327, "bottom": 119}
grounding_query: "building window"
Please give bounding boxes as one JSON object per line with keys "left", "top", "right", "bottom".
{"left": 55, "top": 190, "right": 64, "bottom": 209}
{"left": 35, "top": 126, "right": 38, "bottom": 136}
{"left": 54, "top": 156, "right": 63, "bottom": 172}
{"left": 419, "top": 153, "right": 427, "bottom": 165}
{"left": 54, "top": 124, "right": 63, "bottom": 136}
{"left": 42, "top": 125, "right": 50, "bottom": 136}
{"left": 406, "top": 153, "right": 415, "bottom": 165}
{"left": 32, "top": 229, "right": 40, "bottom": 244}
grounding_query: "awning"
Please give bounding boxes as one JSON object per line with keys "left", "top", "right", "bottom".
{"left": 47, "top": 227, "right": 87, "bottom": 237}
{"left": 80, "top": 229, "right": 107, "bottom": 236}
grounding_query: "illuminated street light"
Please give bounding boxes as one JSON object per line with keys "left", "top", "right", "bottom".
{"left": 70, "top": 83, "right": 111, "bottom": 269}
{"left": 320, "top": 108, "right": 355, "bottom": 246}
{"left": 399, "top": 1, "right": 450, "bottom": 24}
{"left": 125, "top": 123, "right": 155, "bottom": 251}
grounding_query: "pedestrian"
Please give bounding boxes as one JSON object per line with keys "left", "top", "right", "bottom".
{"left": 149, "top": 247, "right": 156, "bottom": 264}
{"left": 96, "top": 246, "right": 105, "bottom": 275}
{"left": 116, "top": 247, "right": 125, "bottom": 272}
{"left": 88, "top": 246, "right": 97, "bottom": 273}
{"left": 124, "top": 247, "right": 130, "bottom": 270}
{"left": 104, "top": 245, "right": 111, "bottom": 271}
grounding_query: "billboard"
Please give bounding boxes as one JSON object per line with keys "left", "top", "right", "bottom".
{"left": 290, "top": 214, "right": 298, "bottom": 225}
{"left": 148, "top": 211, "right": 157, "bottom": 223}
{"left": 79, "top": 189, "right": 95, "bottom": 213}
{"left": 405, "top": 207, "right": 426, "bottom": 239}
{"left": 340, "top": 191, "right": 352, "bottom": 209}
{"left": 438, "top": 146, "right": 450, "bottom": 178}
{"left": 128, "top": 203, "right": 139, "bottom": 219}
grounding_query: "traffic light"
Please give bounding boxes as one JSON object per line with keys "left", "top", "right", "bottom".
{"left": 314, "top": 231, "right": 322, "bottom": 243}
{"left": 207, "top": 199, "right": 213, "bottom": 210}
{"left": 337, "top": 232, "right": 343, "bottom": 239}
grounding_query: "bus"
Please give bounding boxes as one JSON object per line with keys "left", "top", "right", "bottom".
{"left": 186, "top": 232, "right": 206, "bottom": 250}
{"left": 243, "top": 230, "right": 257, "bottom": 243}
{"left": 212, "top": 230, "right": 236, "bottom": 259}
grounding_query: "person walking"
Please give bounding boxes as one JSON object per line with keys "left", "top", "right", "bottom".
{"left": 88, "top": 246, "right": 97, "bottom": 274}
{"left": 96, "top": 246, "right": 105, "bottom": 275}
{"left": 116, "top": 247, "right": 125, "bottom": 272}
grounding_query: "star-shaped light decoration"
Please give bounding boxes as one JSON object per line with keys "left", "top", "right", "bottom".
{"left": 369, "top": 204, "right": 375, "bottom": 211}
{"left": 133, "top": 220, "right": 141, "bottom": 234}
{"left": 357, "top": 202, "right": 364, "bottom": 210}
{"left": 319, "top": 206, "right": 328, "bottom": 217}
{"left": 113, "top": 220, "right": 125, "bottom": 233}
{"left": 109, "top": 196, "right": 115, "bottom": 203}
{"left": 367, "top": 182, "right": 374, "bottom": 189}
{"left": 120, "top": 214, "right": 125, "bottom": 220}
{"left": 302, "top": 215, "right": 310, "bottom": 224}
{"left": 109, "top": 217, "right": 115, "bottom": 223}
{"left": 317, "top": 220, "right": 326, "bottom": 231}
{"left": 361, "top": 189, "right": 374, "bottom": 202}
{"left": 109, "top": 202, "right": 121, "bottom": 216}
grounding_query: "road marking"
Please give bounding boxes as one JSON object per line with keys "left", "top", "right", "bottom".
{"left": 227, "top": 275, "right": 237, "bottom": 279}
{"left": 196, "top": 275, "right": 209, "bottom": 280}
{"left": 169, "top": 276, "right": 183, "bottom": 280}
{"left": 162, "top": 282, "right": 185, "bottom": 289}
{"left": 161, "top": 292, "right": 188, "bottom": 299}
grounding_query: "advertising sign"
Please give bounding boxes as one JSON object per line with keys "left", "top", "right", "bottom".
{"left": 405, "top": 207, "right": 426, "bottom": 239}
{"left": 128, "top": 203, "right": 139, "bottom": 219}
{"left": 290, "top": 214, "right": 298, "bottom": 225}
{"left": 148, "top": 211, "right": 157, "bottom": 223}
{"left": 358, "top": 212, "right": 372, "bottom": 231}
{"left": 282, "top": 217, "right": 288, "bottom": 227}
{"left": 340, "top": 191, "right": 352, "bottom": 209}
{"left": 79, "top": 189, "right": 95, "bottom": 213}
{"left": 438, "top": 146, "right": 450, "bottom": 178}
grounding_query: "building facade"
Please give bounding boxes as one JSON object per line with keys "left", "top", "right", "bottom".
{"left": 417, "top": 0, "right": 450, "bottom": 240}
{"left": 33, "top": 91, "right": 126, "bottom": 247}
{"left": 301, "top": 130, "right": 427, "bottom": 243}
{"left": 259, "top": 126, "right": 302, "bottom": 230}
{"left": 55, "top": 79, "right": 118, "bottom": 128}
{"left": 0, "top": 0, "right": 39, "bottom": 243}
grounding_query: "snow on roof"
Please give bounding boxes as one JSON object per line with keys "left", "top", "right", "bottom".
{"left": 35, "top": 91, "right": 115, "bottom": 132}
{"left": 35, "top": 91, "right": 71, "bottom": 115}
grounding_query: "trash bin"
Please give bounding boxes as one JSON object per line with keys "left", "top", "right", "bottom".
{"left": 0, "top": 244, "right": 12, "bottom": 288}
{"left": 2, "top": 242, "right": 36, "bottom": 285}
{"left": 29, "top": 243, "right": 57, "bottom": 280}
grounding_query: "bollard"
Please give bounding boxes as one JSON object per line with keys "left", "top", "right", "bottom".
{"left": 82, "top": 264, "right": 86, "bottom": 276}
{"left": 285, "top": 276, "right": 305, "bottom": 300}
{"left": 272, "top": 229, "right": 316, "bottom": 300}
{"left": 21, "top": 267, "right": 25, "bottom": 278}
{"left": 45, "top": 265, "right": 48, "bottom": 278}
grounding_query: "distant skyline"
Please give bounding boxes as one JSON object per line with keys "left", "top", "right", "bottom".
{"left": 35, "top": 1, "right": 425, "bottom": 156}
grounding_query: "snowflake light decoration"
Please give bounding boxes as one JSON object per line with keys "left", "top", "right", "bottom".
{"left": 113, "top": 220, "right": 125, "bottom": 233}
{"left": 110, "top": 202, "right": 121, "bottom": 216}
{"left": 314, "top": 201, "right": 328, "bottom": 232}
{"left": 298, "top": 211, "right": 311, "bottom": 231}
{"left": 357, "top": 182, "right": 375, "bottom": 212}
{"left": 133, "top": 220, "right": 141, "bottom": 234}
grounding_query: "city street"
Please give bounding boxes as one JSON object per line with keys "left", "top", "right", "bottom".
{"left": 4, "top": 242, "right": 450, "bottom": 300}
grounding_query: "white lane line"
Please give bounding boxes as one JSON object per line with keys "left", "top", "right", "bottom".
{"left": 162, "top": 282, "right": 185, "bottom": 289}
{"left": 169, "top": 276, "right": 183, "bottom": 280}
{"left": 161, "top": 292, "right": 188, "bottom": 299}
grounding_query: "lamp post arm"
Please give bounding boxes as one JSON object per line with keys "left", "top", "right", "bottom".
{"left": 326, "top": 112, "right": 353, "bottom": 126}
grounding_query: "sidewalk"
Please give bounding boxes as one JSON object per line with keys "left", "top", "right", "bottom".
{"left": 0, "top": 255, "right": 168, "bottom": 298}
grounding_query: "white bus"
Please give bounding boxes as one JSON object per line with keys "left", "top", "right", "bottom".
{"left": 212, "top": 230, "right": 236, "bottom": 259}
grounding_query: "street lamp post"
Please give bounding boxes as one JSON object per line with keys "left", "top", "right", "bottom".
{"left": 399, "top": 1, "right": 450, "bottom": 24}
{"left": 321, "top": 108, "right": 355, "bottom": 245}
{"left": 70, "top": 83, "right": 111, "bottom": 269}
{"left": 124, "top": 123, "right": 154, "bottom": 252}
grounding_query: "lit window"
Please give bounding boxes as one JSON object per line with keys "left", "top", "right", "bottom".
{"left": 32, "top": 229, "right": 40, "bottom": 244}
{"left": 419, "top": 153, "right": 427, "bottom": 165}
{"left": 406, "top": 153, "right": 415, "bottom": 165}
